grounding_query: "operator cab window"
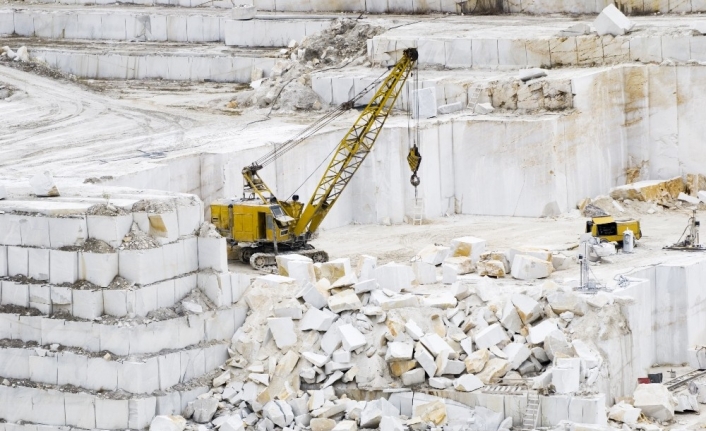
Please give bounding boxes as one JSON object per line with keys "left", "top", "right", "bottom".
{"left": 270, "top": 205, "right": 285, "bottom": 218}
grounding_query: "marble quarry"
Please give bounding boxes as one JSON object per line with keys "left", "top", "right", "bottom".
{"left": 5, "top": 0, "right": 706, "bottom": 430}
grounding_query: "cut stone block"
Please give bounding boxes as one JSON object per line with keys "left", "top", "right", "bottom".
{"left": 503, "top": 342, "right": 531, "bottom": 370}
{"left": 197, "top": 236, "right": 227, "bottom": 272}
{"left": 28, "top": 248, "right": 50, "bottom": 281}
{"left": 547, "top": 292, "right": 587, "bottom": 316}
{"left": 442, "top": 256, "right": 475, "bottom": 284}
{"left": 474, "top": 323, "right": 509, "bottom": 349}
{"left": 476, "top": 358, "right": 511, "bottom": 384}
{"left": 385, "top": 341, "right": 414, "bottom": 362}
{"left": 320, "top": 258, "right": 354, "bottom": 282}
{"left": 633, "top": 384, "right": 675, "bottom": 421}
{"left": 465, "top": 349, "right": 489, "bottom": 373}
{"left": 610, "top": 177, "right": 684, "bottom": 203}
{"left": 450, "top": 236, "right": 486, "bottom": 261}
{"left": 552, "top": 357, "right": 581, "bottom": 394}
{"left": 300, "top": 307, "right": 337, "bottom": 331}
{"left": 415, "top": 345, "right": 437, "bottom": 377}
{"left": 268, "top": 317, "right": 297, "bottom": 349}
{"left": 414, "top": 400, "right": 447, "bottom": 425}
{"left": 500, "top": 301, "right": 522, "bottom": 333}
{"left": 328, "top": 289, "right": 362, "bottom": 313}
{"left": 405, "top": 319, "right": 424, "bottom": 341}
{"left": 416, "top": 244, "right": 451, "bottom": 265}
{"left": 477, "top": 260, "right": 505, "bottom": 277}
{"left": 374, "top": 262, "right": 414, "bottom": 293}
{"left": 79, "top": 251, "right": 118, "bottom": 287}
{"left": 511, "top": 254, "right": 553, "bottom": 280}
{"left": 30, "top": 171, "right": 60, "bottom": 197}
{"left": 277, "top": 254, "right": 313, "bottom": 277}
{"left": 475, "top": 103, "right": 494, "bottom": 114}
{"left": 7, "top": 246, "right": 28, "bottom": 277}
{"left": 86, "top": 214, "right": 133, "bottom": 248}
{"left": 354, "top": 279, "right": 378, "bottom": 293}
{"left": 389, "top": 359, "right": 417, "bottom": 377}
{"left": 594, "top": 4, "right": 635, "bottom": 36}
{"left": 527, "top": 320, "right": 559, "bottom": 344}
{"left": 437, "top": 102, "right": 464, "bottom": 115}
{"left": 412, "top": 87, "right": 437, "bottom": 119}
{"left": 298, "top": 282, "right": 328, "bottom": 309}
{"left": 413, "top": 261, "right": 437, "bottom": 285}
{"left": 420, "top": 333, "right": 453, "bottom": 357}
{"left": 608, "top": 402, "right": 641, "bottom": 425}
{"left": 401, "top": 368, "right": 425, "bottom": 386}
{"left": 339, "top": 323, "right": 366, "bottom": 351}
{"left": 511, "top": 293, "right": 542, "bottom": 324}
{"left": 356, "top": 255, "right": 377, "bottom": 281}
{"left": 454, "top": 374, "right": 484, "bottom": 392}
{"left": 49, "top": 250, "right": 79, "bottom": 284}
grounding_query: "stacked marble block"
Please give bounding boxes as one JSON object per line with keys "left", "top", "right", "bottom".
{"left": 369, "top": 31, "right": 706, "bottom": 70}
{"left": 0, "top": 194, "right": 249, "bottom": 430}
{"left": 311, "top": 68, "right": 573, "bottom": 112}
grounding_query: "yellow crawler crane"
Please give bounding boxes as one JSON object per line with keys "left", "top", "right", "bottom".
{"left": 211, "top": 48, "right": 420, "bottom": 270}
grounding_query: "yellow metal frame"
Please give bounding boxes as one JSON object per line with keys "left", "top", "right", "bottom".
{"left": 293, "top": 48, "right": 418, "bottom": 236}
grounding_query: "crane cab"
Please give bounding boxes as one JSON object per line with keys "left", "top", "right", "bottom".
{"left": 210, "top": 198, "right": 294, "bottom": 245}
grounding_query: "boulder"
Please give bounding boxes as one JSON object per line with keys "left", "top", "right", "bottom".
{"left": 374, "top": 263, "right": 414, "bottom": 293}
{"left": 503, "top": 343, "right": 531, "bottom": 370}
{"left": 310, "top": 418, "right": 336, "bottom": 431}
{"left": 380, "top": 416, "right": 405, "bottom": 431}
{"left": 500, "top": 301, "right": 523, "bottom": 333}
{"left": 633, "top": 384, "right": 676, "bottom": 421}
{"left": 268, "top": 317, "right": 297, "bottom": 349}
{"left": 401, "top": 368, "right": 426, "bottom": 386}
{"left": 475, "top": 103, "right": 494, "bottom": 114}
{"left": 389, "top": 360, "right": 418, "bottom": 377}
{"left": 518, "top": 68, "right": 547, "bottom": 82}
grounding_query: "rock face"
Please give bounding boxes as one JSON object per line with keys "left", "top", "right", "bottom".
{"left": 633, "top": 384, "right": 676, "bottom": 421}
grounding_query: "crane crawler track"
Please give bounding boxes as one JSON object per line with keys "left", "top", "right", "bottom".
{"left": 249, "top": 249, "right": 329, "bottom": 271}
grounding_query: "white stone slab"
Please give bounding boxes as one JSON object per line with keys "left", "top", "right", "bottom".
{"left": 79, "top": 251, "right": 118, "bottom": 287}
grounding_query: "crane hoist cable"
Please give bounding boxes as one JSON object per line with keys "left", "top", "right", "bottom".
{"left": 248, "top": 68, "right": 392, "bottom": 172}
{"left": 406, "top": 58, "right": 422, "bottom": 198}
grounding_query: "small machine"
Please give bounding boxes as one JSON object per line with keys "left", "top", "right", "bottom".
{"left": 664, "top": 210, "right": 706, "bottom": 251}
{"left": 585, "top": 216, "right": 642, "bottom": 247}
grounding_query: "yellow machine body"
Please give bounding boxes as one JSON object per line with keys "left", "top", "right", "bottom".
{"left": 210, "top": 199, "right": 295, "bottom": 244}
{"left": 586, "top": 216, "right": 642, "bottom": 243}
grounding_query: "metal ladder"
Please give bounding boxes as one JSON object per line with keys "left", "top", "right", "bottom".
{"left": 468, "top": 84, "right": 483, "bottom": 111}
{"left": 412, "top": 198, "right": 424, "bottom": 225}
{"left": 522, "top": 391, "right": 540, "bottom": 431}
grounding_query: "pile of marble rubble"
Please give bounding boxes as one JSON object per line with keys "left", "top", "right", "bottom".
{"left": 161, "top": 237, "right": 620, "bottom": 431}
